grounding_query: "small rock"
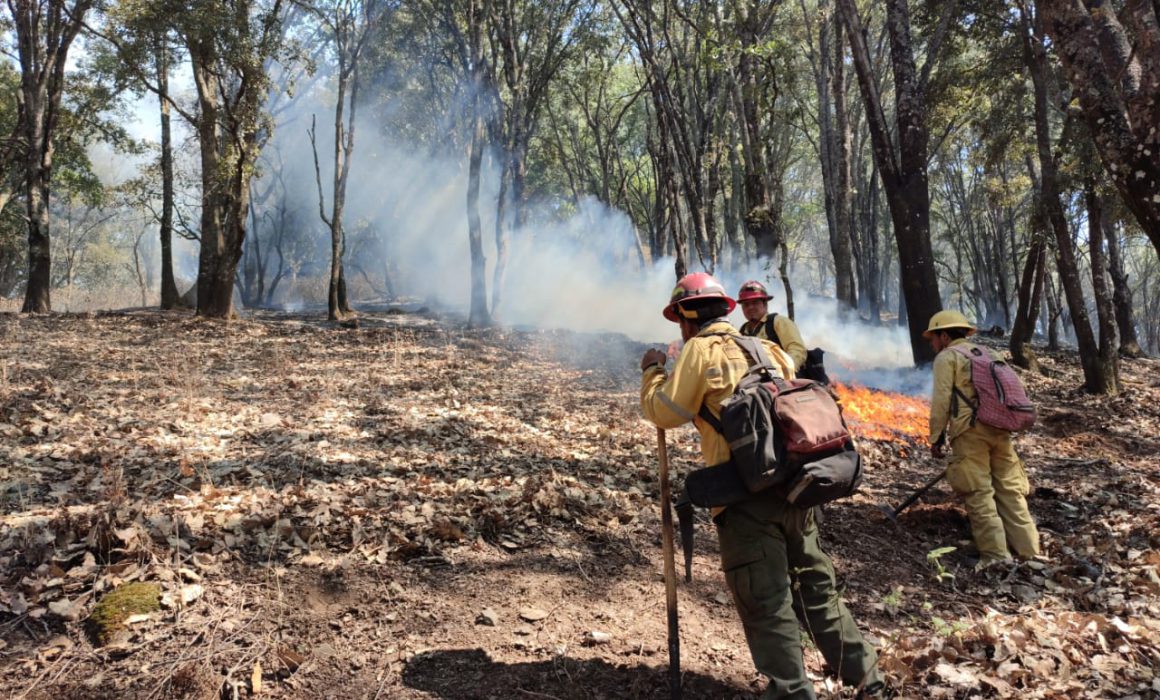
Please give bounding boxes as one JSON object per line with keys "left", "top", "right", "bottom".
{"left": 314, "top": 643, "right": 336, "bottom": 659}
{"left": 713, "top": 592, "right": 731, "bottom": 605}
{"left": 585, "top": 630, "right": 612, "bottom": 645}
{"left": 476, "top": 608, "right": 500, "bottom": 626}
{"left": 514, "top": 625, "right": 535, "bottom": 636}
{"left": 1011, "top": 584, "right": 1039, "bottom": 603}
{"left": 519, "top": 608, "right": 549, "bottom": 622}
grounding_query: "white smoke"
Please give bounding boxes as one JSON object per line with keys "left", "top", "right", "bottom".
{"left": 254, "top": 87, "right": 931, "bottom": 395}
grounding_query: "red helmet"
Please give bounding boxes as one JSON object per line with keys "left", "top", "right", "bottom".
{"left": 663, "top": 272, "right": 737, "bottom": 322}
{"left": 737, "top": 280, "right": 772, "bottom": 302}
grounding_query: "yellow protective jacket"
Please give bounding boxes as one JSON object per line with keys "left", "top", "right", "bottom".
{"left": 739, "top": 313, "right": 807, "bottom": 371}
{"left": 929, "top": 338, "right": 997, "bottom": 445}
{"left": 641, "top": 321, "right": 795, "bottom": 467}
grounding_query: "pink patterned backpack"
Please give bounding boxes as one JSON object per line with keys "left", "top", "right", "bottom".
{"left": 950, "top": 344, "right": 1037, "bottom": 432}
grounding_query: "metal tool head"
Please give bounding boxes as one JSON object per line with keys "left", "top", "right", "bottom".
{"left": 877, "top": 502, "right": 900, "bottom": 523}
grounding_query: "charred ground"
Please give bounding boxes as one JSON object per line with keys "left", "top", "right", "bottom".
{"left": 0, "top": 310, "right": 1157, "bottom": 699}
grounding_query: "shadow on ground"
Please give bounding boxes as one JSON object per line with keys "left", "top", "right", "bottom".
{"left": 402, "top": 647, "right": 755, "bottom": 700}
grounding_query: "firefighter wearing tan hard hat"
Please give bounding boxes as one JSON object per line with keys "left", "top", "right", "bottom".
{"left": 736, "top": 280, "right": 808, "bottom": 372}
{"left": 640, "top": 272, "right": 884, "bottom": 698}
{"left": 925, "top": 310, "right": 1041, "bottom": 571}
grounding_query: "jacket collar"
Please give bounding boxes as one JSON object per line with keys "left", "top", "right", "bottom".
{"left": 697, "top": 320, "right": 738, "bottom": 337}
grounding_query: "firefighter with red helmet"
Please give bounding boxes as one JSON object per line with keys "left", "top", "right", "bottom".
{"left": 640, "top": 272, "right": 883, "bottom": 699}
{"left": 736, "top": 280, "right": 808, "bottom": 372}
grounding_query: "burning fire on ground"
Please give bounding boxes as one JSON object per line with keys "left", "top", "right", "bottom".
{"left": 662, "top": 342, "right": 927, "bottom": 444}
{"left": 833, "top": 382, "right": 930, "bottom": 443}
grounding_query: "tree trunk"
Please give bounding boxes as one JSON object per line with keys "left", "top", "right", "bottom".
{"left": 492, "top": 160, "right": 509, "bottom": 315}
{"left": 12, "top": 0, "right": 93, "bottom": 313}
{"left": 157, "top": 37, "right": 180, "bottom": 309}
{"left": 838, "top": 0, "right": 941, "bottom": 364}
{"left": 736, "top": 24, "right": 776, "bottom": 261}
{"left": 1103, "top": 214, "right": 1144, "bottom": 357}
{"left": 190, "top": 46, "right": 233, "bottom": 318}
{"left": 829, "top": 12, "right": 857, "bottom": 312}
{"left": 1045, "top": 275, "right": 1061, "bottom": 351}
{"left": 1009, "top": 219, "right": 1046, "bottom": 372}
{"left": 1024, "top": 5, "right": 1113, "bottom": 393}
{"left": 466, "top": 0, "right": 491, "bottom": 327}
{"left": 1085, "top": 183, "right": 1121, "bottom": 393}
{"left": 1041, "top": 0, "right": 1160, "bottom": 256}
{"left": 22, "top": 134, "right": 52, "bottom": 313}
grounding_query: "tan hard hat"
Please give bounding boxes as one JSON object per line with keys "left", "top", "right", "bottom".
{"left": 923, "top": 309, "right": 976, "bottom": 338}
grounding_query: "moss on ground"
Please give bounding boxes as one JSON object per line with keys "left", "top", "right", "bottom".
{"left": 87, "top": 582, "right": 161, "bottom": 645}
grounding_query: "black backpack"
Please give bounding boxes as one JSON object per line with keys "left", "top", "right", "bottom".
{"left": 684, "top": 336, "right": 862, "bottom": 509}
{"left": 755, "top": 314, "right": 830, "bottom": 385}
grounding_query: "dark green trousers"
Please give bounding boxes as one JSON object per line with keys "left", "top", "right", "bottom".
{"left": 716, "top": 494, "right": 880, "bottom": 699}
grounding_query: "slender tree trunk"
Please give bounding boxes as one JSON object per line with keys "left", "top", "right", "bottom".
{"left": 779, "top": 238, "right": 794, "bottom": 321}
{"left": 1085, "top": 183, "right": 1121, "bottom": 392}
{"left": 157, "top": 37, "right": 180, "bottom": 309}
{"left": 830, "top": 13, "right": 857, "bottom": 312}
{"left": 492, "top": 160, "right": 509, "bottom": 315}
{"left": 1104, "top": 214, "right": 1144, "bottom": 357}
{"left": 1010, "top": 221, "right": 1046, "bottom": 372}
{"left": 1045, "top": 274, "right": 1061, "bottom": 351}
{"left": 466, "top": 0, "right": 491, "bottom": 327}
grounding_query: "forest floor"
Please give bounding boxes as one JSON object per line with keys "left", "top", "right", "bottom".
{"left": 0, "top": 308, "right": 1157, "bottom": 700}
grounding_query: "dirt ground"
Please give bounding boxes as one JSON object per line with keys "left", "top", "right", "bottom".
{"left": 0, "top": 309, "right": 1157, "bottom": 699}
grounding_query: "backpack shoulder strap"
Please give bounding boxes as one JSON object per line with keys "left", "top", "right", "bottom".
{"left": 731, "top": 335, "right": 777, "bottom": 375}
{"left": 945, "top": 344, "right": 979, "bottom": 423}
{"left": 695, "top": 334, "right": 775, "bottom": 434}
{"left": 764, "top": 313, "right": 781, "bottom": 346}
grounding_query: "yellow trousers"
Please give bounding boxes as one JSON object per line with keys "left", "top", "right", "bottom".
{"left": 946, "top": 423, "right": 1041, "bottom": 562}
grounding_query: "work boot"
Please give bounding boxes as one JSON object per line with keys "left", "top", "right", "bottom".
{"left": 974, "top": 556, "right": 1014, "bottom": 572}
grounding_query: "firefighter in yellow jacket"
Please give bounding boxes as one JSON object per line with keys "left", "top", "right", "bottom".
{"left": 737, "top": 280, "right": 808, "bottom": 371}
{"left": 925, "top": 310, "right": 1041, "bottom": 569}
{"left": 640, "top": 272, "right": 883, "bottom": 699}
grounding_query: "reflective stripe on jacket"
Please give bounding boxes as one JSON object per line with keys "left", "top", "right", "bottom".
{"left": 641, "top": 321, "right": 795, "bottom": 467}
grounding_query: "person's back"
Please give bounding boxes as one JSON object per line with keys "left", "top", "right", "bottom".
{"left": 925, "top": 311, "right": 1041, "bottom": 569}
{"left": 640, "top": 273, "right": 883, "bottom": 699}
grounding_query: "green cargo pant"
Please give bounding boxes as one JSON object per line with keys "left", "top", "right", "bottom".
{"left": 716, "top": 493, "right": 880, "bottom": 699}
{"left": 947, "top": 422, "right": 1041, "bottom": 563}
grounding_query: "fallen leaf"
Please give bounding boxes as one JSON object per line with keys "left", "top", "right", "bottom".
{"left": 519, "top": 608, "right": 549, "bottom": 622}
{"left": 48, "top": 597, "right": 81, "bottom": 621}
{"left": 276, "top": 646, "right": 306, "bottom": 672}
{"left": 251, "top": 660, "right": 263, "bottom": 694}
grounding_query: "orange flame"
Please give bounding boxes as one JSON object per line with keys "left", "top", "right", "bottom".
{"left": 833, "top": 382, "right": 930, "bottom": 443}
